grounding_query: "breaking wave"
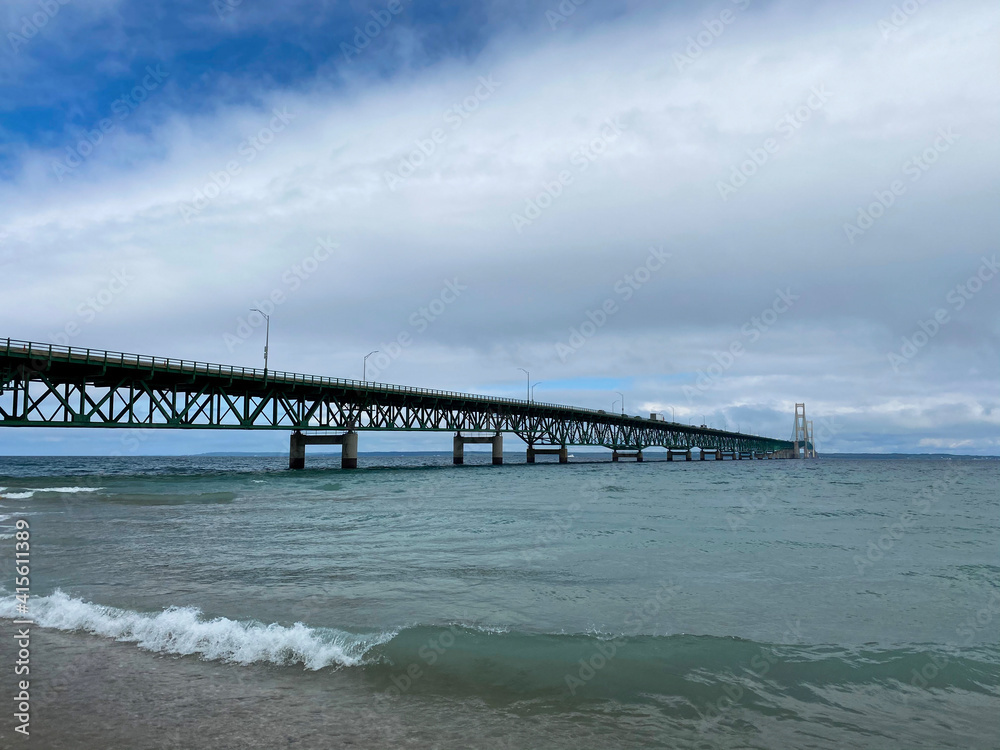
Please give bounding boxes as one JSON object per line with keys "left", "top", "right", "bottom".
{"left": 0, "top": 486, "right": 104, "bottom": 500}
{"left": 0, "top": 589, "right": 393, "bottom": 670}
{"left": 2, "top": 590, "right": 998, "bottom": 706}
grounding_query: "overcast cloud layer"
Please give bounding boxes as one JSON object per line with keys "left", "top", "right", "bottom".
{"left": 1, "top": 0, "right": 998, "bottom": 456}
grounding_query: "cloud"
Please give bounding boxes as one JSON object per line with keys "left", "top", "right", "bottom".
{"left": 1, "top": 0, "right": 998, "bottom": 454}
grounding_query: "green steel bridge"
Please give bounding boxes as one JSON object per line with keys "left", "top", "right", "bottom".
{"left": 0, "top": 338, "right": 795, "bottom": 468}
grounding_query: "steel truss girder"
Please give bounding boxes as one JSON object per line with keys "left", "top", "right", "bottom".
{"left": 0, "top": 373, "right": 790, "bottom": 454}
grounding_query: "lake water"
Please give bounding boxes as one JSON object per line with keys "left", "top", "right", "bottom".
{"left": 1, "top": 454, "right": 997, "bottom": 749}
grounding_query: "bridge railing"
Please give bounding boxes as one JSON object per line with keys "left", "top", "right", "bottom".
{"left": 2, "top": 337, "right": 602, "bottom": 411}
{"left": 1, "top": 338, "right": 777, "bottom": 443}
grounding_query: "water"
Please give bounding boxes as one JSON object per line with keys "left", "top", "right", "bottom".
{"left": 0, "top": 454, "right": 997, "bottom": 749}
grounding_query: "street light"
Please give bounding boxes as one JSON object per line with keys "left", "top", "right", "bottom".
{"left": 668, "top": 405, "right": 675, "bottom": 422}
{"left": 518, "top": 368, "right": 530, "bottom": 402}
{"left": 531, "top": 381, "right": 542, "bottom": 402}
{"left": 363, "top": 350, "right": 379, "bottom": 382}
{"left": 612, "top": 399, "right": 619, "bottom": 413}
{"left": 615, "top": 391, "right": 624, "bottom": 416}
{"left": 250, "top": 308, "right": 270, "bottom": 377}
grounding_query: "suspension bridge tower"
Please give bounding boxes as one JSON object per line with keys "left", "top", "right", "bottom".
{"left": 792, "top": 403, "right": 816, "bottom": 458}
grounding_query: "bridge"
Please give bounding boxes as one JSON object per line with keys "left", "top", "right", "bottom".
{"left": 0, "top": 338, "right": 798, "bottom": 468}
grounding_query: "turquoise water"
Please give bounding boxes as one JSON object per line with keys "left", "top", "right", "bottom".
{"left": 0, "top": 454, "right": 997, "bottom": 748}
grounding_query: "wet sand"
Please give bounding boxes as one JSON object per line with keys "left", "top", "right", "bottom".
{"left": 0, "top": 629, "right": 627, "bottom": 750}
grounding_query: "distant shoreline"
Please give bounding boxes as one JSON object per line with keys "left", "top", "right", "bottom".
{"left": 74, "top": 446, "right": 1000, "bottom": 460}
{"left": 198, "top": 452, "right": 998, "bottom": 459}
{"left": 2, "top": 451, "right": 993, "bottom": 459}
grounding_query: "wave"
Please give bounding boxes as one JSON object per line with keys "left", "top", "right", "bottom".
{"left": 0, "top": 487, "right": 234, "bottom": 505}
{"left": 101, "top": 491, "right": 236, "bottom": 505}
{"left": 362, "top": 626, "right": 1000, "bottom": 703}
{"left": 2, "top": 591, "right": 998, "bottom": 704}
{"left": 0, "top": 486, "right": 104, "bottom": 500}
{"left": 0, "top": 589, "right": 393, "bottom": 670}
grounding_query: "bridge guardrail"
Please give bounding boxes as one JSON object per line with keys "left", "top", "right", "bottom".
{"left": 1, "top": 337, "right": 765, "bottom": 441}
{"left": 1, "top": 337, "right": 602, "bottom": 411}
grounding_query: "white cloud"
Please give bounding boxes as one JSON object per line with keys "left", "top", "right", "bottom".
{"left": 2, "top": 0, "right": 998, "bottom": 453}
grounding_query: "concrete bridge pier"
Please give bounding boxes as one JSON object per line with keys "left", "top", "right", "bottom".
{"left": 342, "top": 431, "right": 359, "bottom": 469}
{"left": 529, "top": 445, "right": 568, "bottom": 463}
{"left": 453, "top": 432, "right": 504, "bottom": 465}
{"left": 289, "top": 431, "right": 306, "bottom": 470}
{"left": 666, "top": 448, "right": 691, "bottom": 461}
{"left": 612, "top": 449, "right": 643, "bottom": 462}
{"left": 289, "top": 430, "right": 358, "bottom": 470}
{"left": 715, "top": 450, "right": 723, "bottom": 460}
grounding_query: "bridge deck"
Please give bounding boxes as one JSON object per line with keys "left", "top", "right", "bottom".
{"left": 1, "top": 338, "right": 793, "bottom": 454}
{"left": 2, "top": 339, "right": 606, "bottom": 416}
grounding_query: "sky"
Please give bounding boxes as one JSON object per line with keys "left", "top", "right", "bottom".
{"left": 0, "top": 0, "right": 998, "bottom": 456}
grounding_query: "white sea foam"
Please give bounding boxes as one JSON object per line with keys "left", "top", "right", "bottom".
{"left": 0, "top": 514, "right": 12, "bottom": 522}
{"left": 0, "top": 487, "right": 103, "bottom": 500}
{"left": 0, "top": 589, "right": 393, "bottom": 670}
{"left": 460, "top": 622, "right": 511, "bottom": 634}
{"left": 0, "top": 534, "right": 13, "bottom": 539}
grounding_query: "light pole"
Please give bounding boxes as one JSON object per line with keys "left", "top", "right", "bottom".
{"left": 250, "top": 308, "right": 270, "bottom": 378}
{"left": 531, "top": 381, "right": 542, "bottom": 402}
{"left": 518, "top": 368, "right": 530, "bottom": 402}
{"left": 363, "top": 350, "right": 379, "bottom": 382}
{"left": 615, "top": 391, "right": 624, "bottom": 416}
{"left": 668, "top": 405, "right": 675, "bottom": 422}
{"left": 612, "top": 399, "right": 619, "bottom": 413}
